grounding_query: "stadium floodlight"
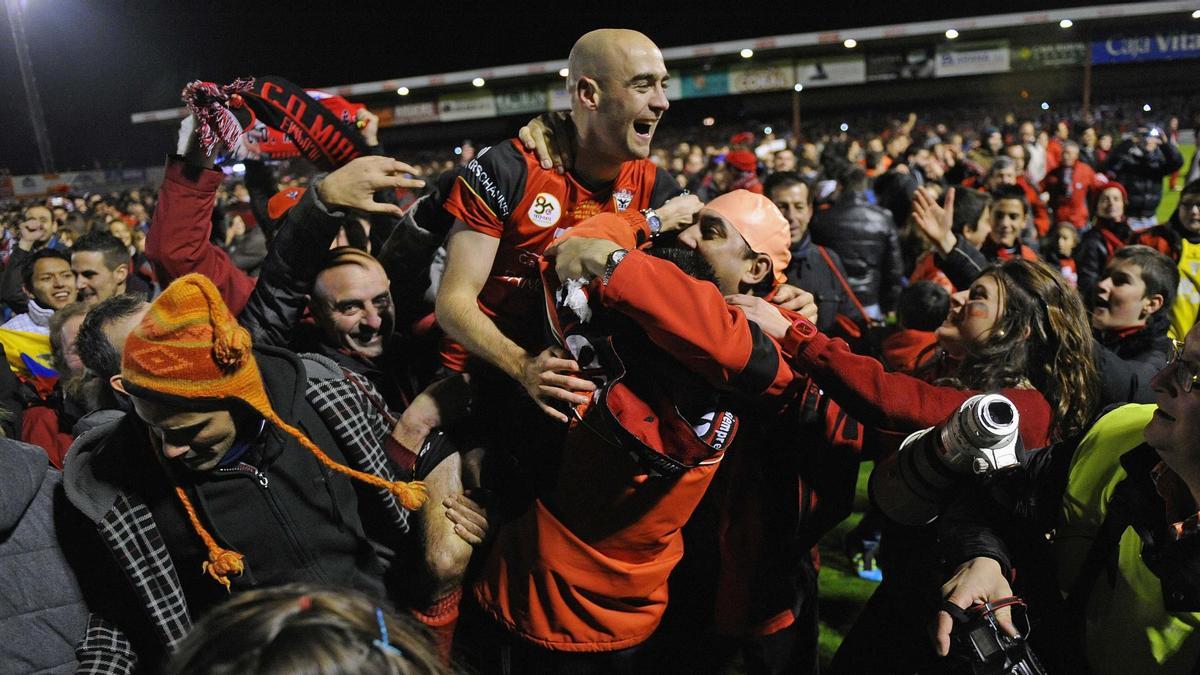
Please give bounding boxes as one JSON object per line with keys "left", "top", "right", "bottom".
{"left": 740, "top": 48, "right": 754, "bottom": 59}
{"left": 396, "top": 86, "right": 410, "bottom": 96}
{"left": 472, "top": 77, "right": 486, "bottom": 87}
{"left": 843, "top": 38, "right": 857, "bottom": 49}
{"left": 945, "top": 29, "right": 959, "bottom": 39}
{"left": 559, "top": 68, "right": 569, "bottom": 77}
{"left": 794, "top": 83, "right": 804, "bottom": 92}
{"left": 1059, "top": 19, "right": 1074, "bottom": 28}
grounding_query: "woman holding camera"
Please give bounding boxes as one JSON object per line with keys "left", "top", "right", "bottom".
{"left": 934, "top": 324, "right": 1200, "bottom": 674}
{"left": 730, "top": 191, "right": 1098, "bottom": 673}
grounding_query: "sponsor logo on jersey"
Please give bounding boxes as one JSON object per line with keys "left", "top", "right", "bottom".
{"left": 613, "top": 189, "right": 633, "bottom": 212}
{"left": 464, "top": 149, "right": 512, "bottom": 217}
{"left": 529, "top": 192, "right": 562, "bottom": 227}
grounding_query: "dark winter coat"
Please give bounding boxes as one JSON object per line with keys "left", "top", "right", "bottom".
{"left": 810, "top": 190, "right": 903, "bottom": 313}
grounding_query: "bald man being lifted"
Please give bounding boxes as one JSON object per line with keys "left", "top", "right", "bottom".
{"left": 436, "top": 28, "right": 701, "bottom": 419}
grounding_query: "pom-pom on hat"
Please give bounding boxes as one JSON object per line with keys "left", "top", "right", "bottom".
{"left": 123, "top": 274, "right": 427, "bottom": 591}
{"left": 702, "top": 190, "right": 792, "bottom": 287}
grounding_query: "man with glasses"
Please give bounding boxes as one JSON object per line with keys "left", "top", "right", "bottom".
{"left": 933, "top": 325, "right": 1200, "bottom": 672}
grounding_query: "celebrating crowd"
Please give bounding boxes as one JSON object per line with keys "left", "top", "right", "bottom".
{"left": 4, "top": 27, "right": 1200, "bottom": 675}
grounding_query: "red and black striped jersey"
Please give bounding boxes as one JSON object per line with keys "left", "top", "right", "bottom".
{"left": 440, "top": 139, "right": 680, "bottom": 369}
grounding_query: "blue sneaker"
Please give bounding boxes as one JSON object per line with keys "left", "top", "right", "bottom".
{"left": 846, "top": 536, "right": 883, "bottom": 583}
{"left": 851, "top": 551, "right": 884, "bottom": 582}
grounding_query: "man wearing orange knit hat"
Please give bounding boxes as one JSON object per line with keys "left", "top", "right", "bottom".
{"left": 62, "top": 274, "right": 428, "bottom": 672}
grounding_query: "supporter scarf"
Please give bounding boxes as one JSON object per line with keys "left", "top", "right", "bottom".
{"left": 239, "top": 76, "right": 370, "bottom": 171}
{"left": 182, "top": 76, "right": 369, "bottom": 171}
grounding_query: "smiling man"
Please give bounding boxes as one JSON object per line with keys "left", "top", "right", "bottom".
{"left": 980, "top": 183, "right": 1038, "bottom": 263}
{"left": 1, "top": 249, "right": 76, "bottom": 335}
{"left": 436, "top": 28, "right": 701, "bottom": 419}
{"left": 70, "top": 231, "right": 149, "bottom": 306}
{"left": 310, "top": 247, "right": 394, "bottom": 360}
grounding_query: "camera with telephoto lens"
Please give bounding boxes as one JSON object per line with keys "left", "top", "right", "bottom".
{"left": 947, "top": 597, "right": 1046, "bottom": 675}
{"left": 870, "top": 393, "right": 1021, "bottom": 526}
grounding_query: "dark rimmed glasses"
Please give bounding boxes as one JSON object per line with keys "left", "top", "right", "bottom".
{"left": 1167, "top": 339, "right": 1200, "bottom": 394}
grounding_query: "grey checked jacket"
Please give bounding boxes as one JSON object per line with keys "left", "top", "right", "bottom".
{"left": 64, "top": 353, "right": 412, "bottom": 674}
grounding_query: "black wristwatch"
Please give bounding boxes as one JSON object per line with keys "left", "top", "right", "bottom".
{"left": 641, "top": 208, "right": 662, "bottom": 238}
{"left": 603, "top": 249, "right": 629, "bottom": 286}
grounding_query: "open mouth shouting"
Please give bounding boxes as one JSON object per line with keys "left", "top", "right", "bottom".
{"left": 633, "top": 119, "right": 656, "bottom": 141}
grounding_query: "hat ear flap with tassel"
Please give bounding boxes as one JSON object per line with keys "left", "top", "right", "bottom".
{"left": 125, "top": 273, "right": 427, "bottom": 591}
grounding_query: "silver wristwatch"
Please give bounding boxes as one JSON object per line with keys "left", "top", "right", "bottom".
{"left": 603, "top": 249, "right": 629, "bottom": 286}
{"left": 640, "top": 208, "right": 662, "bottom": 238}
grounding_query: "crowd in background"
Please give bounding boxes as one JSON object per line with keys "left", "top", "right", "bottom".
{"left": 3, "top": 26, "right": 1200, "bottom": 675}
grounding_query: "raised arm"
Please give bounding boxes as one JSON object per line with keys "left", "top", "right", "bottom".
{"left": 145, "top": 118, "right": 256, "bottom": 314}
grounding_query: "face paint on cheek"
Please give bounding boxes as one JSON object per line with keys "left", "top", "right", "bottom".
{"left": 965, "top": 302, "right": 990, "bottom": 319}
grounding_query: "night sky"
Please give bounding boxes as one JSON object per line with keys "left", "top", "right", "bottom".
{"left": 0, "top": 0, "right": 1139, "bottom": 174}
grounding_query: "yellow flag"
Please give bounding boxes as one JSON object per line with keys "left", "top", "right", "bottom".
{"left": 0, "top": 328, "right": 55, "bottom": 376}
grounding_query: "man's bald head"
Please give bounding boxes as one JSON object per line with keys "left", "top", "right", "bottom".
{"left": 567, "top": 29, "right": 660, "bottom": 94}
{"left": 565, "top": 29, "right": 669, "bottom": 173}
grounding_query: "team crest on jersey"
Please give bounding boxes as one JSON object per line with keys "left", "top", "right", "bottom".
{"left": 529, "top": 192, "right": 562, "bottom": 228}
{"left": 613, "top": 189, "right": 634, "bottom": 212}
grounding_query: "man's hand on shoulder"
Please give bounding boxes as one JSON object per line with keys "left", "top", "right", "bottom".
{"left": 726, "top": 294, "right": 792, "bottom": 340}
{"left": 518, "top": 112, "right": 575, "bottom": 173}
{"left": 769, "top": 284, "right": 819, "bottom": 325}
{"left": 655, "top": 193, "right": 703, "bottom": 233}
{"left": 318, "top": 156, "right": 425, "bottom": 216}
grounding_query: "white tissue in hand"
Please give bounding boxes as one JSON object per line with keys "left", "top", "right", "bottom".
{"left": 561, "top": 279, "right": 592, "bottom": 324}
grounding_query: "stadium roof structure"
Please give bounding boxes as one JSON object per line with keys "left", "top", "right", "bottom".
{"left": 131, "top": 0, "right": 1198, "bottom": 124}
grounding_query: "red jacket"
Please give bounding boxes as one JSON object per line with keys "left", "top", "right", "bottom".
{"left": 1016, "top": 176, "right": 1051, "bottom": 236}
{"left": 145, "top": 156, "right": 257, "bottom": 315}
{"left": 777, "top": 317, "right": 1053, "bottom": 450}
{"left": 909, "top": 251, "right": 956, "bottom": 293}
{"left": 475, "top": 213, "right": 795, "bottom": 652}
{"left": 1042, "top": 160, "right": 1105, "bottom": 229}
